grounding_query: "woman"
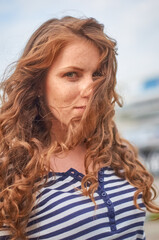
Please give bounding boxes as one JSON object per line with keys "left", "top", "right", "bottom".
{"left": 0, "top": 16, "right": 158, "bottom": 240}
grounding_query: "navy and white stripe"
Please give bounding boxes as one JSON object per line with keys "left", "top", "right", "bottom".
{"left": 0, "top": 167, "right": 146, "bottom": 239}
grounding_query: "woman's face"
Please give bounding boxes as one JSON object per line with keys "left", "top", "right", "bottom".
{"left": 45, "top": 38, "right": 100, "bottom": 127}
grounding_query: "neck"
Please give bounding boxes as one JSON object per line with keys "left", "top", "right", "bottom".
{"left": 51, "top": 118, "right": 83, "bottom": 147}
{"left": 50, "top": 143, "right": 86, "bottom": 174}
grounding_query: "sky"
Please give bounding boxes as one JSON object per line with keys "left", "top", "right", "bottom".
{"left": 0, "top": 0, "right": 159, "bottom": 103}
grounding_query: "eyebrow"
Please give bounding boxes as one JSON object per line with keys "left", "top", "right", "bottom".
{"left": 59, "top": 66, "right": 84, "bottom": 72}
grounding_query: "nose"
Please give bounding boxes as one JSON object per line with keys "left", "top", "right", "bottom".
{"left": 80, "top": 77, "right": 93, "bottom": 98}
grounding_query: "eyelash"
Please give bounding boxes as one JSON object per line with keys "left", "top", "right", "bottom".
{"left": 92, "top": 71, "right": 102, "bottom": 77}
{"left": 64, "top": 72, "right": 77, "bottom": 77}
{"left": 63, "top": 71, "right": 102, "bottom": 81}
{"left": 63, "top": 72, "right": 78, "bottom": 80}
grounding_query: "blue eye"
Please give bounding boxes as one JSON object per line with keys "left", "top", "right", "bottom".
{"left": 92, "top": 71, "right": 102, "bottom": 80}
{"left": 63, "top": 72, "right": 78, "bottom": 81}
{"left": 92, "top": 71, "right": 102, "bottom": 77}
{"left": 65, "top": 72, "right": 77, "bottom": 78}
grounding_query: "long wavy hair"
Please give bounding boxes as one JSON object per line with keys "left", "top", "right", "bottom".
{"left": 0, "top": 16, "right": 159, "bottom": 239}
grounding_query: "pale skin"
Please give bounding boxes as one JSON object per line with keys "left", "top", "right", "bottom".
{"left": 45, "top": 38, "right": 100, "bottom": 174}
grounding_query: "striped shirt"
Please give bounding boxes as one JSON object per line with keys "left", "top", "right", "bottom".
{"left": 0, "top": 167, "right": 146, "bottom": 239}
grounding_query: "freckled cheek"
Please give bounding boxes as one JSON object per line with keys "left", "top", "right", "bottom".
{"left": 47, "top": 85, "right": 79, "bottom": 108}
{"left": 61, "top": 94, "right": 79, "bottom": 108}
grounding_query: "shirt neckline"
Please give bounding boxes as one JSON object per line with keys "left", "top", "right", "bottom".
{"left": 48, "top": 167, "right": 85, "bottom": 181}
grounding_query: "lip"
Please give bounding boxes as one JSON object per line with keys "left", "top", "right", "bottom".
{"left": 74, "top": 106, "right": 86, "bottom": 114}
{"left": 74, "top": 106, "right": 86, "bottom": 109}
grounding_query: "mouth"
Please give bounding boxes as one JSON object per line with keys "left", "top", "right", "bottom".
{"left": 74, "top": 106, "right": 86, "bottom": 109}
{"left": 74, "top": 106, "right": 86, "bottom": 114}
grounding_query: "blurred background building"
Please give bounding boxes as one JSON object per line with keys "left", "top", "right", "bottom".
{"left": 116, "top": 77, "right": 159, "bottom": 177}
{"left": 116, "top": 77, "right": 159, "bottom": 239}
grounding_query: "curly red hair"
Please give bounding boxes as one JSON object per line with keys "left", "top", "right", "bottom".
{"left": 0, "top": 16, "right": 158, "bottom": 239}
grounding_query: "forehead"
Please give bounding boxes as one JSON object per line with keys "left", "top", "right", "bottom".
{"left": 51, "top": 38, "right": 101, "bottom": 70}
